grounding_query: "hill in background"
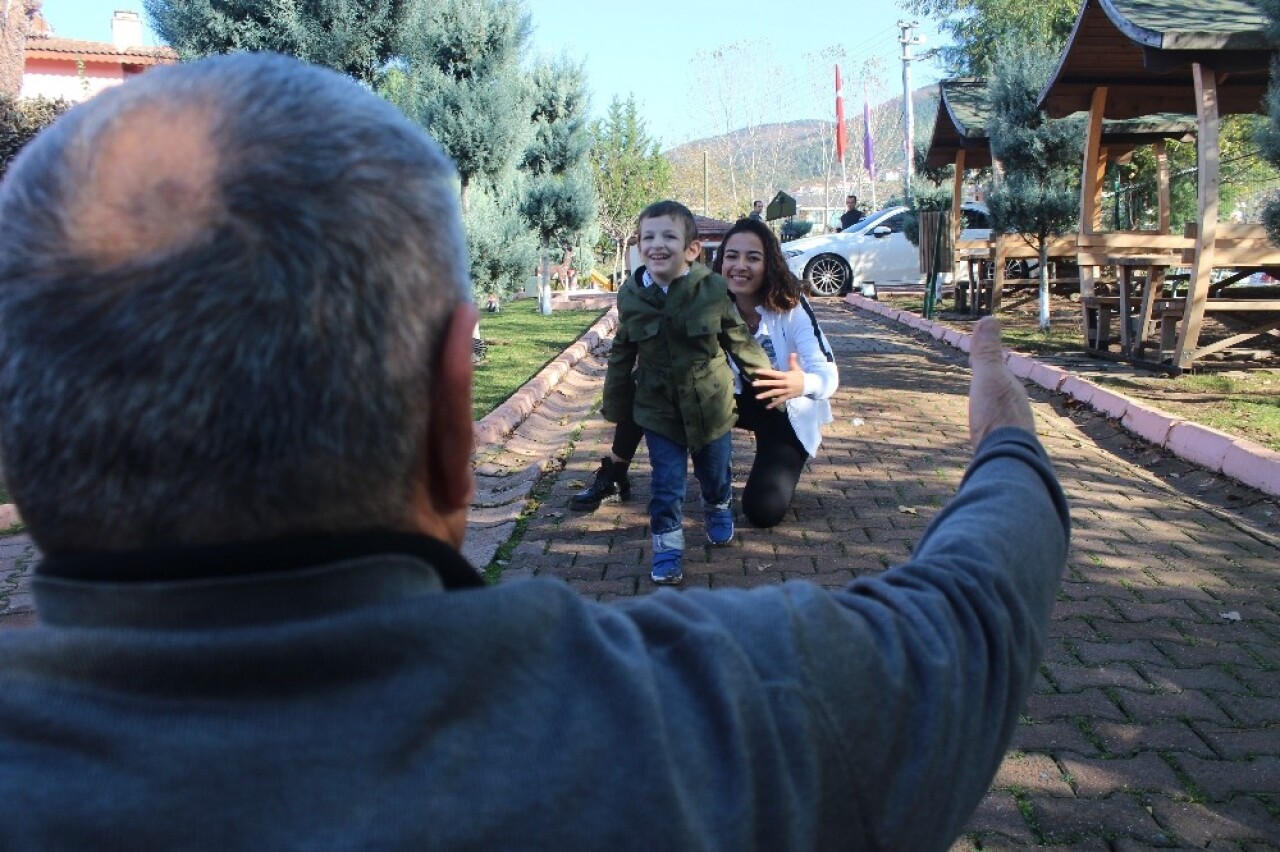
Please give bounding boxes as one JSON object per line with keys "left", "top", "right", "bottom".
{"left": 663, "top": 87, "right": 939, "bottom": 222}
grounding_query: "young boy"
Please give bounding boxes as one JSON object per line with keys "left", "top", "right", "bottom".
{"left": 602, "top": 201, "right": 772, "bottom": 585}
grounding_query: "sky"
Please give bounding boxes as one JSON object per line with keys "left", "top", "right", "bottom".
{"left": 40, "top": 0, "right": 950, "bottom": 150}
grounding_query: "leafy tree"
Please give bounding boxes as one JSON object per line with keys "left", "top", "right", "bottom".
{"left": 1116, "top": 116, "right": 1274, "bottom": 234}
{"left": 1255, "top": 0, "right": 1280, "bottom": 243}
{"left": 386, "top": 0, "right": 531, "bottom": 212}
{"left": 901, "top": 0, "right": 1080, "bottom": 76}
{"left": 143, "top": 0, "right": 411, "bottom": 84}
{"left": 902, "top": 184, "right": 953, "bottom": 248}
{"left": 985, "top": 43, "right": 1082, "bottom": 329}
{"left": 0, "top": 95, "right": 70, "bottom": 179}
{"left": 465, "top": 178, "right": 538, "bottom": 302}
{"left": 519, "top": 59, "right": 596, "bottom": 313}
{"left": 590, "top": 96, "right": 671, "bottom": 278}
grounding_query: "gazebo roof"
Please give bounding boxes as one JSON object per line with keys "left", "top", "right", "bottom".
{"left": 1038, "top": 0, "right": 1272, "bottom": 119}
{"left": 925, "top": 77, "right": 1196, "bottom": 169}
{"left": 925, "top": 79, "right": 993, "bottom": 170}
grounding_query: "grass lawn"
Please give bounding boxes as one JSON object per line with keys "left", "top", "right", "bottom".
{"left": 876, "top": 291, "right": 1280, "bottom": 453}
{"left": 473, "top": 299, "right": 607, "bottom": 420}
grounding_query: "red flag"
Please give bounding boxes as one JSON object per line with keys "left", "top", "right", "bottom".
{"left": 834, "top": 65, "right": 846, "bottom": 162}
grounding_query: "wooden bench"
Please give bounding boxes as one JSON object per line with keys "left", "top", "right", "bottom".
{"left": 1081, "top": 295, "right": 1125, "bottom": 351}
{"left": 1182, "top": 223, "right": 1280, "bottom": 268}
{"left": 1170, "top": 224, "right": 1280, "bottom": 362}
{"left": 1149, "top": 295, "right": 1280, "bottom": 361}
{"left": 1076, "top": 232, "right": 1194, "bottom": 266}
{"left": 990, "top": 234, "right": 1080, "bottom": 311}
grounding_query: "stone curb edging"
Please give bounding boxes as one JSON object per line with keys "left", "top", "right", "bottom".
{"left": 472, "top": 307, "right": 619, "bottom": 449}
{"left": 845, "top": 293, "right": 1280, "bottom": 498}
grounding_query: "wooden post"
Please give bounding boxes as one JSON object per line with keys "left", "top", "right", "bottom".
{"left": 1077, "top": 87, "right": 1107, "bottom": 301}
{"left": 1174, "top": 64, "right": 1219, "bottom": 370}
{"left": 1155, "top": 140, "right": 1170, "bottom": 234}
{"left": 951, "top": 150, "right": 966, "bottom": 285}
{"left": 1079, "top": 88, "right": 1108, "bottom": 234}
{"left": 951, "top": 150, "right": 965, "bottom": 242}
{"left": 991, "top": 233, "right": 1006, "bottom": 313}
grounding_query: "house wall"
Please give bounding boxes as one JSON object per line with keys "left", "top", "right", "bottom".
{"left": 20, "top": 58, "right": 140, "bottom": 102}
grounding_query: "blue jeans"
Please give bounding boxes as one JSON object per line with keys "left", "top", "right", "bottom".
{"left": 644, "top": 429, "right": 732, "bottom": 552}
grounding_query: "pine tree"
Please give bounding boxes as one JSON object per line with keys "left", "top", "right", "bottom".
{"left": 143, "top": 0, "right": 410, "bottom": 84}
{"left": 985, "top": 43, "right": 1082, "bottom": 329}
{"left": 387, "top": 0, "right": 531, "bottom": 212}
{"left": 465, "top": 178, "right": 538, "bottom": 303}
{"left": 590, "top": 96, "right": 671, "bottom": 278}
{"left": 519, "top": 59, "right": 596, "bottom": 314}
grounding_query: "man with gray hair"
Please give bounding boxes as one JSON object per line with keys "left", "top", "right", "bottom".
{"left": 0, "top": 53, "right": 1069, "bottom": 848}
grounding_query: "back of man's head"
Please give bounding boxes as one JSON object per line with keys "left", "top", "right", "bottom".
{"left": 0, "top": 53, "right": 470, "bottom": 554}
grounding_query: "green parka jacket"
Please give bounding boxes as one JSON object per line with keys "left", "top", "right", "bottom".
{"left": 602, "top": 264, "right": 772, "bottom": 451}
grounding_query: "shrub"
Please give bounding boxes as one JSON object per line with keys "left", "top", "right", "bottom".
{"left": 0, "top": 95, "right": 71, "bottom": 180}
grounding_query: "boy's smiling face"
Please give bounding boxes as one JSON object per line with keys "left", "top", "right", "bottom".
{"left": 639, "top": 214, "right": 700, "bottom": 286}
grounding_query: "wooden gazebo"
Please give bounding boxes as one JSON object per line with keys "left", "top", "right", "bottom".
{"left": 1039, "top": 0, "right": 1280, "bottom": 370}
{"left": 924, "top": 77, "right": 1194, "bottom": 310}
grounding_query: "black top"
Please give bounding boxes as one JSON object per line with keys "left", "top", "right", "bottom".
{"left": 839, "top": 208, "right": 864, "bottom": 231}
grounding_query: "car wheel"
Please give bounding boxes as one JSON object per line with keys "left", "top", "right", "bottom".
{"left": 1006, "top": 259, "right": 1032, "bottom": 279}
{"left": 805, "top": 254, "right": 851, "bottom": 296}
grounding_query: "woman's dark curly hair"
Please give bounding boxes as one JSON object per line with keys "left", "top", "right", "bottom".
{"left": 712, "top": 217, "right": 802, "bottom": 313}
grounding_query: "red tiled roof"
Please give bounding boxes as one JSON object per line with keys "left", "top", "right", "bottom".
{"left": 693, "top": 214, "right": 735, "bottom": 240}
{"left": 24, "top": 35, "right": 177, "bottom": 65}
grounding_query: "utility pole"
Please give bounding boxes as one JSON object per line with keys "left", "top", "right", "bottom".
{"left": 702, "top": 151, "right": 709, "bottom": 216}
{"left": 898, "top": 20, "right": 922, "bottom": 204}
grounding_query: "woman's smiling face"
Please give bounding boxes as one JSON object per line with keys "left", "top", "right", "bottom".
{"left": 721, "top": 231, "right": 766, "bottom": 299}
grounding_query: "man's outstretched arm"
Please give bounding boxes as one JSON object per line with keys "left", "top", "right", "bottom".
{"left": 613, "top": 319, "right": 1069, "bottom": 849}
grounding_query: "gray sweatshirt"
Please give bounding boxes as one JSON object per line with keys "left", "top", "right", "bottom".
{"left": 0, "top": 427, "right": 1068, "bottom": 850}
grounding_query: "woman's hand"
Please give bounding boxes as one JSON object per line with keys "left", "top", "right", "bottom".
{"left": 752, "top": 352, "right": 806, "bottom": 410}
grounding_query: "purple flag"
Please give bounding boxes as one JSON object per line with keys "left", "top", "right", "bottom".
{"left": 862, "top": 83, "right": 875, "bottom": 181}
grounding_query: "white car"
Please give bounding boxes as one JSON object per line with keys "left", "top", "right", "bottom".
{"left": 784, "top": 204, "right": 992, "bottom": 296}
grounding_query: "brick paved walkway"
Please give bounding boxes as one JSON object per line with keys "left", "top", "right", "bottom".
{"left": 503, "top": 301, "right": 1280, "bottom": 849}
{"left": 1, "top": 300, "right": 1276, "bottom": 847}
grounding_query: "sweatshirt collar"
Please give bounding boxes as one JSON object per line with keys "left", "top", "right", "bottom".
{"left": 37, "top": 529, "right": 485, "bottom": 590}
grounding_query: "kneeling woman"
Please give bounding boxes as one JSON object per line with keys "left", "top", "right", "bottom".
{"left": 713, "top": 218, "right": 839, "bottom": 528}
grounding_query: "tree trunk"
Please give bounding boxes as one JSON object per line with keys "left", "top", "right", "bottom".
{"left": 1038, "top": 240, "right": 1051, "bottom": 330}
{"left": 1, "top": 0, "right": 33, "bottom": 98}
{"left": 539, "top": 247, "right": 552, "bottom": 315}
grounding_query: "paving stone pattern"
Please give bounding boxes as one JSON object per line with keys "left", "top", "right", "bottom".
{"left": 1, "top": 300, "right": 1277, "bottom": 848}
{"left": 503, "top": 301, "right": 1280, "bottom": 850}
{"left": 0, "top": 534, "right": 37, "bottom": 630}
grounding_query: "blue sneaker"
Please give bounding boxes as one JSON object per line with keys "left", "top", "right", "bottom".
{"left": 705, "top": 507, "right": 735, "bottom": 545}
{"left": 650, "top": 549, "right": 684, "bottom": 585}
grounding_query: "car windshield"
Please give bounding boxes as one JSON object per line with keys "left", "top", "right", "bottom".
{"left": 854, "top": 208, "right": 904, "bottom": 233}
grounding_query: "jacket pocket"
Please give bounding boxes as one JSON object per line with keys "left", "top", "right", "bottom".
{"left": 685, "top": 315, "right": 717, "bottom": 337}
{"left": 679, "top": 359, "right": 735, "bottom": 448}
{"left": 684, "top": 312, "right": 723, "bottom": 360}
{"left": 625, "top": 317, "right": 662, "bottom": 343}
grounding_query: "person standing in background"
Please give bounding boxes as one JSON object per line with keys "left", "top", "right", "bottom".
{"left": 837, "top": 194, "right": 863, "bottom": 232}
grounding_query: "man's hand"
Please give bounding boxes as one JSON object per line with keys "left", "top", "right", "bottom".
{"left": 753, "top": 352, "right": 806, "bottom": 410}
{"left": 969, "top": 317, "right": 1036, "bottom": 448}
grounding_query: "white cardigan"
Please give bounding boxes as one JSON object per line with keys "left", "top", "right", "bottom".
{"left": 733, "top": 297, "right": 838, "bottom": 457}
